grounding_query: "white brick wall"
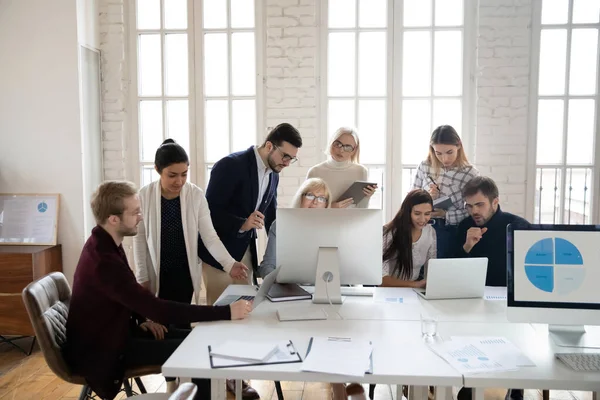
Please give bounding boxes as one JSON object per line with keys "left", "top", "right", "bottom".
{"left": 99, "top": 0, "right": 534, "bottom": 217}
{"left": 265, "top": 0, "right": 319, "bottom": 207}
{"left": 475, "top": 0, "right": 532, "bottom": 217}
{"left": 99, "top": 0, "right": 129, "bottom": 181}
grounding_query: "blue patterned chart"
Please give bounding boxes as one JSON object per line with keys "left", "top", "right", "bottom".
{"left": 37, "top": 202, "right": 48, "bottom": 213}
{"left": 524, "top": 238, "right": 584, "bottom": 294}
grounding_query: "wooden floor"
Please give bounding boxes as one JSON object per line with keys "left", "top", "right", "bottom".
{"left": 0, "top": 337, "right": 595, "bottom": 400}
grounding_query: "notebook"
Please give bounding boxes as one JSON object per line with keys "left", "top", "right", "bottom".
{"left": 267, "top": 283, "right": 312, "bottom": 302}
{"left": 433, "top": 195, "right": 453, "bottom": 210}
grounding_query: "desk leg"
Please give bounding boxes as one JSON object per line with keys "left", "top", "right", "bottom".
{"left": 397, "top": 384, "right": 404, "bottom": 400}
{"left": 235, "top": 379, "right": 242, "bottom": 400}
{"left": 593, "top": 392, "right": 598, "bottom": 400}
{"left": 473, "top": 388, "right": 484, "bottom": 400}
{"left": 408, "top": 385, "right": 428, "bottom": 400}
{"left": 435, "top": 387, "right": 452, "bottom": 400}
{"left": 211, "top": 379, "right": 226, "bottom": 400}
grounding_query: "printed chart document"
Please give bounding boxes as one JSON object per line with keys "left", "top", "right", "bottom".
{"left": 484, "top": 286, "right": 507, "bottom": 301}
{"left": 373, "top": 287, "right": 419, "bottom": 304}
{"left": 428, "top": 336, "right": 533, "bottom": 374}
{"left": 450, "top": 336, "right": 535, "bottom": 368}
{"left": 301, "top": 337, "right": 373, "bottom": 377}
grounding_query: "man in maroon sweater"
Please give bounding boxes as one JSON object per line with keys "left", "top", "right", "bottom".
{"left": 64, "top": 181, "right": 251, "bottom": 399}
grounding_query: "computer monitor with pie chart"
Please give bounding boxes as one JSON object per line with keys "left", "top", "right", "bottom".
{"left": 507, "top": 224, "right": 600, "bottom": 348}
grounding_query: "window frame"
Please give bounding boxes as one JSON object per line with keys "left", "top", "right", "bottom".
{"left": 526, "top": 0, "right": 600, "bottom": 224}
{"left": 318, "top": 0, "right": 477, "bottom": 221}
{"left": 129, "top": 0, "right": 264, "bottom": 189}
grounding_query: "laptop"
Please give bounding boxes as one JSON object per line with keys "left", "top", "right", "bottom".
{"left": 213, "top": 266, "right": 280, "bottom": 309}
{"left": 413, "top": 258, "right": 488, "bottom": 300}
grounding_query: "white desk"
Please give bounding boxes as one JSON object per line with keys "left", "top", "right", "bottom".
{"left": 162, "top": 286, "right": 600, "bottom": 400}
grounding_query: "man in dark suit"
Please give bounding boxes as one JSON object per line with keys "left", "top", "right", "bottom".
{"left": 198, "top": 123, "right": 302, "bottom": 399}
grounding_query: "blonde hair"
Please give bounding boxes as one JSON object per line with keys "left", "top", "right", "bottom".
{"left": 91, "top": 181, "right": 138, "bottom": 225}
{"left": 326, "top": 127, "right": 361, "bottom": 163}
{"left": 290, "top": 178, "right": 333, "bottom": 208}
{"left": 426, "top": 125, "right": 470, "bottom": 178}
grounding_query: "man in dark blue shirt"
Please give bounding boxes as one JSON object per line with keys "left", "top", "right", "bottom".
{"left": 456, "top": 176, "right": 530, "bottom": 287}
{"left": 455, "top": 176, "right": 529, "bottom": 400}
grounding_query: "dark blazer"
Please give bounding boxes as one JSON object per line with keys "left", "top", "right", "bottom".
{"left": 198, "top": 146, "right": 278, "bottom": 271}
{"left": 64, "top": 226, "right": 230, "bottom": 399}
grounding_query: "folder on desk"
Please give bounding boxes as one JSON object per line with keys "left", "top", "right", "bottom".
{"left": 304, "top": 337, "right": 373, "bottom": 375}
{"left": 209, "top": 340, "right": 302, "bottom": 369}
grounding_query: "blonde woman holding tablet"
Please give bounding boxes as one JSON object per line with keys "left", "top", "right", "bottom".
{"left": 307, "top": 127, "right": 377, "bottom": 209}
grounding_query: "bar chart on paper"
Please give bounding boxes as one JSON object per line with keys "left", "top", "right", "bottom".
{"left": 524, "top": 238, "right": 584, "bottom": 294}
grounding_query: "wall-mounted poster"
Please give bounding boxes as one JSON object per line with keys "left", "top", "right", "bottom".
{"left": 0, "top": 194, "right": 60, "bottom": 245}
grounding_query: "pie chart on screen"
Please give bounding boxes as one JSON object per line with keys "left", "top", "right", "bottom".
{"left": 524, "top": 238, "right": 584, "bottom": 295}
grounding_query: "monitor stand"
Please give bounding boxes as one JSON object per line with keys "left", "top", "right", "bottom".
{"left": 549, "top": 325, "right": 600, "bottom": 349}
{"left": 313, "top": 247, "right": 342, "bottom": 304}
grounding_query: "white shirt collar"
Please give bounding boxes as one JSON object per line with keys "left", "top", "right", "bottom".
{"left": 254, "top": 146, "right": 272, "bottom": 175}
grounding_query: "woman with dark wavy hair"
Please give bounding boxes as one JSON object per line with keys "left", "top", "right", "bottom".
{"left": 381, "top": 189, "right": 436, "bottom": 287}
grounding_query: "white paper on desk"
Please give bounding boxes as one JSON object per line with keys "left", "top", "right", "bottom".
{"left": 428, "top": 340, "right": 517, "bottom": 374}
{"left": 301, "top": 337, "right": 373, "bottom": 377}
{"left": 484, "top": 286, "right": 507, "bottom": 301}
{"left": 210, "top": 340, "right": 278, "bottom": 362}
{"left": 211, "top": 341, "right": 298, "bottom": 367}
{"left": 373, "top": 288, "right": 419, "bottom": 304}
{"left": 450, "top": 336, "right": 535, "bottom": 367}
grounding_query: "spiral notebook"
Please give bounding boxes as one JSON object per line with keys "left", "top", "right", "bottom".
{"left": 209, "top": 340, "right": 302, "bottom": 369}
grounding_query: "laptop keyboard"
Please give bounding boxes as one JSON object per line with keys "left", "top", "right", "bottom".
{"left": 216, "top": 294, "right": 255, "bottom": 306}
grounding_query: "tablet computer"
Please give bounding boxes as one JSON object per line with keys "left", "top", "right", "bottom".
{"left": 336, "top": 181, "right": 377, "bottom": 204}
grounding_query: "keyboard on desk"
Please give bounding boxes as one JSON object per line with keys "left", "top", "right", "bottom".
{"left": 556, "top": 353, "right": 600, "bottom": 371}
{"left": 340, "top": 287, "right": 374, "bottom": 297}
{"left": 214, "top": 294, "right": 255, "bottom": 306}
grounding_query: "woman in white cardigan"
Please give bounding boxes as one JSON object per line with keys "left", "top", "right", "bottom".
{"left": 133, "top": 139, "right": 248, "bottom": 309}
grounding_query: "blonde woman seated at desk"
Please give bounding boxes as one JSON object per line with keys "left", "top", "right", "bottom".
{"left": 258, "top": 178, "right": 331, "bottom": 278}
{"left": 259, "top": 179, "right": 365, "bottom": 400}
{"left": 381, "top": 189, "right": 436, "bottom": 288}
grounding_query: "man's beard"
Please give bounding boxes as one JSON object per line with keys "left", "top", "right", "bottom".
{"left": 118, "top": 224, "right": 137, "bottom": 237}
{"left": 267, "top": 150, "right": 283, "bottom": 172}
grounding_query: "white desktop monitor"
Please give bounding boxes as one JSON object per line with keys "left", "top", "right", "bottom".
{"left": 507, "top": 223, "right": 600, "bottom": 347}
{"left": 276, "top": 208, "right": 383, "bottom": 303}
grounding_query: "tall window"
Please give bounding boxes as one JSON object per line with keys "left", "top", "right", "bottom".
{"left": 323, "top": 0, "right": 471, "bottom": 217}
{"left": 133, "top": 0, "right": 258, "bottom": 187}
{"left": 532, "top": 0, "right": 600, "bottom": 224}
{"left": 399, "top": 0, "right": 466, "bottom": 196}
{"left": 135, "top": 0, "right": 191, "bottom": 186}
{"left": 201, "top": 0, "right": 258, "bottom": 185}
{"left": 324, "top": 0, "right": 388, "bottom": 212}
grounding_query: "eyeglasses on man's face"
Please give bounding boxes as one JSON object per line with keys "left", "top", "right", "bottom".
{"left": 274, "top": 145, "right": 298, "bottom": 164}
{"left": 332, "top": 140, "right": 355, "bottom": 153}
{"left": 303, "top": 193, "right": 328, "bottom": 203}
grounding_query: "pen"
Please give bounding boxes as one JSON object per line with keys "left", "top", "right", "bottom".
{"left": 427, "top": 175, "right": 440, "bottom": 191}
{"left": 327, "top": 336, "right": 351, "bottom": 342}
